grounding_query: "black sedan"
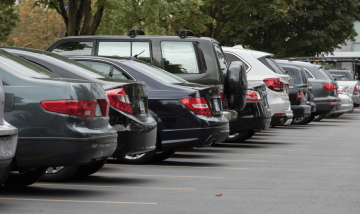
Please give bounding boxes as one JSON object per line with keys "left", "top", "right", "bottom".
{"left": 0, "top": 49, "right": 118, "bottom": 187}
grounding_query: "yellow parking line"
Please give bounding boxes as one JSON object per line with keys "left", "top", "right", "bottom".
{"left": 0, "top": 198, "right": 156, "bottom": 205}
{"left": 95, "top": 173, "right": 224, "bottom": 178}
{"left": 34, "top": 183, "right": 195, "bottom": 190}
{"left": 169, "top": 158, "right": 268, "bottom": 162}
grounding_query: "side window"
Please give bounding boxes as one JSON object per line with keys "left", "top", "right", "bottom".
{"left": 112, "top": 68, "right": 129, "bottom": 80}
{"left": 77, "top": 61, "right": 111, "bottom": 76}
{"left": 224, "top": 53, "right": 249, "bottom": 71}
{"left": 213, "top": 43, "right": 227, "bottom": 72}
{"left": 304, "top": 68, "right": 315, "bottom": 79}
{"left": 98, "top": 42, "right": 131, "bottom": 58}
{"left": 132, "top": 42, "right": 151, "bottom": 64}
{"left": 161, "top": 41, "right": 199, "bottom": 74}
{"left": 285, "top": 69, "right": 295, "bottom": 83}
{"left": 52, "top": 42, "right": 93, "bottom": 55}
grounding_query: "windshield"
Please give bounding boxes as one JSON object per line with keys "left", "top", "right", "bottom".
{"left": 123, "top": 61, "right": 189, "bottom": 84}
{"left": 0, "top": 50, "right": 57, "bottom": 78}
{"left": 329, "top": 71, "right": 353, "bottom": 80}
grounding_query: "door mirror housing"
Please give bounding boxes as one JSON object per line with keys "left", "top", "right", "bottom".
{"left": 226, "top": 61, "right": 248, "bottom": 111}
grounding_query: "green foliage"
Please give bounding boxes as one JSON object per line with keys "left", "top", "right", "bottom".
{"left": 96, "top": 0, "right": 212, "bottom": 36}
{"left": 0, "top": 0, "right": 18, "bottom": 42}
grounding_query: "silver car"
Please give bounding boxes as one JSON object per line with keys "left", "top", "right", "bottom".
{"left": 326, "top": 85, "right": 353, "bottom": 118}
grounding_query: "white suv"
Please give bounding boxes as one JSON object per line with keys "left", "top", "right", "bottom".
{"left": 222, "top": 46, "right": 293, "bottom": 126}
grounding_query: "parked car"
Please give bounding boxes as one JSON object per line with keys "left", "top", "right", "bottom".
{"left": 0, "top": 77, "right": 18, "bottom": 185}
{"left": 327, "top": 69, "right": 360, "bottom": 107}
{"left": 222, "top": 46, "right": 293, "bottom": 127}
{"left": 0, "top": 49, "right": 118, "bottom": 187}
{"left": 279, "top": 65, "right": 314, "bottom": 124}
{"left": 46, "top": 29, "right": 247, "bottom": 141}
{"left": 276, "top": 60, "right": 340, "bottom": 122}
{"left": 322, "top": 86, "right": 353, "bottom": 119}
{"left": 3, "top": 47, "right": 229, "bottom": 164}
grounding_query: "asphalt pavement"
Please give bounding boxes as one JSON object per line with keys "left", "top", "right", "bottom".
{"left": 1, "top": 111, "right": 360, "bottom": 214}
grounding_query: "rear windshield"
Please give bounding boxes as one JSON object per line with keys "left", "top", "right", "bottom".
{"left": 0, "top": 50, "right": 57, "bottom": 78}
{"left": 122, "top": 61, "right": 189, "bottom": 84}
{"left": 328, "top": 71, "right": 353, "bottom": 80}
{"left": 318, "top": 67, "right": 334, "bottom": 81}
{"left": 258, "top": 57, "right": 285, "bottom": 74}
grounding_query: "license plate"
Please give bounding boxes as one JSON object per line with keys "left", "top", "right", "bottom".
{"left": 139, "top": 100, "right": 146, "bottom": 114}
{"left": 95, "top": 103, "right": 102, "bottom": 117}
{"left": 213, "top": 99, "right": 220, "bottom": 112}
{"left": 0, "top": 137, "right": 12, "bottom": 157}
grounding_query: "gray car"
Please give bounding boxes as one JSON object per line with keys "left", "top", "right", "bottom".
{"left": 0, "top": 76, "right": 18, "bottom": 185}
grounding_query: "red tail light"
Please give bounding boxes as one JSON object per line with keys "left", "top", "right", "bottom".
{"left": 274, "top": 113, "right": 286, "bottom": 116}
{"left": 337, "top": 89, "right": 347, "bottom": 94}
{"left": 322, "top": 83, "right": 335, "bottom": 91}
{"left": 263, "top": 78, "right": 286, "bottom": 92}
{"left": 354, "top": 85, "right": 359, "bottom": 95}
{"left": 246, "top": 91, "right": 261, "bottom": 102}
{"left": 327, "top": 100, "right": 339, "bottom": 103}
{"left": 220, "top": 93, "right": 229, "bottom": 107}
{"left": 180, "top": 97, "right": 211, "bottom": 116}
{"left": 41, "top": 100, "right": 97, "bottom": 117}
{"left": 106, "top": 88, "right": 133, "bottom": 115}
{"left": 296, "top": 93, "right": 305, "bottom": 101}
{"left": 99, "top": 99, "right": 110, "bottom": 116}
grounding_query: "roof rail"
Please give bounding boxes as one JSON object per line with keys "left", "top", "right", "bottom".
{"left": 288, "top": 58, "right": 296, "bottom": 61}
{"left": 128, "top": 29, "right": 145, "bottom": 37}
{"left": 178, "top": 29, "right": 194, "bottom": 38}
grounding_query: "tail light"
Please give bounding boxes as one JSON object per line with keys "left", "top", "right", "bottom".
{"left": 99, "top": 99, "right": 110, "bottom": 116}
{"left": 246, "top": 91, "right": 261, "bottom": 102}
{"left": 263, "top": 78, "right": 286, "bottom": 92}
{"left": 274, "top": 113, "right": 286, "bottom": 116}
{"left": 322, "top": 83, "right": 335, "bottom": 91}
{"left": 41, "top": 100, "right": 97, "bottom": 117}
{"left": 220, "top": 93, "right": 229, "bottom": 107}
{"left": 327, "top": 100, "right": 339, "bottom": 103}
{"left": 337, "top": 89, "right": 347, "bottom": 95}
{"left": 354, "top": 85, "right": 359, "bottom": 95}
{"left": 296, "top": 93, "right": 305, "bottom": 101}
{"left": 106, "top": 88, "right": 133, "bottom": 115}
{"left": 180, "top": 97, "right": 211, "bottom": 116}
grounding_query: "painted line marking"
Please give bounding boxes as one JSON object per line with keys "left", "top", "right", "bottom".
{"left": 106, "top": 164, "right": 247, "bottom": 169}
{"left": 206, "top": 147, "right": 297, "bottom": 151}
{"left": 225, "top": 144, "right": 308, "bottom": 147}
{"left": 247, "top": 140, "right": 317, "bottom": 143}
{"left": 0, "top": 198, "right": 156, "bottom": 205}
{"left": 175, "top": 152, "right": 282, "bottom": 157}
{"left": 169, "top": 158, "right": 268, "bottom": 162}
{"left": 34, "top": 183, "right": 195, "bottom": 190}
{"left": 254, "top": 136, "right": 325, "bottom": 139}
{"left": 95, "top": 173, "right": 224, "bottom": 178}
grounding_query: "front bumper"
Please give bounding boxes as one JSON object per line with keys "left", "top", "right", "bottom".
{"left": 314, "top": 96, "right": 341, "bottom": 115}
{"left": 0, "top": 121, "right": 18, "bottom": 168}
{"left": 291, "top": 105, "right": 311, "bottom": 118}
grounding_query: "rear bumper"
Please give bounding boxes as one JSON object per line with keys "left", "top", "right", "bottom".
{"left": 314, "top": 97, "right": 341, "bottom": 115}
{"left": 291, "top": 105, "right": 311, "bottom": 118}
{"left": 352, "top": 94, "right": 360, "bottom": 106}
{"left": 230, "top": 102, "right": 271, "bottom": 133}
{"left": 0, "top": 122, "right": 18, "bottom": 168}
{"left": 331, "top": 94, "right": 353, "bottom": 114}
{"left": 16, "top": 134, "right": 118, "bottom": 168}
{"left": 271, "top": 110, "right": 293, "bottom": 126}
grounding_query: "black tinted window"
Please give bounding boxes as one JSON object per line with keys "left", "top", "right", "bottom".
{"left": 224, "top": 53, "right": 249, "bottom": 71}
{"left": 52, "top": 42, "right": 93, "bottom": 55}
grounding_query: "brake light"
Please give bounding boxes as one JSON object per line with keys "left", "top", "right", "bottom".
{"left": 354, "top": 85, "right": 359, "bottom": 95}
{"left": 263, "top": 78, "right": 286, "bottom": 92}
{"left": 327, "top": 100, "right": 339, "bottom": 103}
{"left": 274, "top": 113, "right": 286, "bottom": 116}
{"left": 246, "top": 91, "right": 261, "bottom": 102}
{"left": 296, "top": 93, "right": 305, "bottom": 101}
{"left": 99, "top": 99, "right": 110, "bottom": 116}
{"left": 106, "top": 88, "right": 133, "bottom": 115}
{"left": 322, "top": 83, "right": 335, "bottom": 91}
{"left": 41, "top": 100, "right": 97, "bottom": 117}
{"left": 337, "top": 89, "right": 347, "bottom": 94}
{"left": 180, "top": 97, "right": 211, "bottom": 116}
{"left": 220, "top": 93, "right": 228, "bottom": 107}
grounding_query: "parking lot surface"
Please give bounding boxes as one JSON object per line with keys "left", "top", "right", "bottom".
{"left": 1, "top": 111, "right": 360, "bottom": 214}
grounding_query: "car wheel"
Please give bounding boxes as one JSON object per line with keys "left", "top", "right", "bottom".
{"left": 245, "top": 131, "right": 255, "bottom": 140}
{"left": 4, "top": 167, "right": 47, "bottom": 188}
{"left": 0, "top": 166, "right": 11, "bottom": 186}
{"left": 40, "top": 166, "right": 80, "bottom": 182}
{"left": 225, "top": 131, "right": 249, "bottom": 143}
{"left": 151, "top": 151, "right": 176, "bottom": 162}
{"left": 313, "top": 114, "right": 326, "bottom": 121}
{"left": 292, "top": 115, "right": 311, "bottom": 125}
{"left": 116, "top": 150, "right": 157, "bottom": 164}
{"left": 72, "top": 159, "right": 107, "bottom": 179}
{"left": 306, "top": 114, "right": 316, "bottom": 124}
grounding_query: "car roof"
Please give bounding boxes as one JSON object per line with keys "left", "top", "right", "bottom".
{"left": 276, "top": 59, "right": 322, "bottom": 68}
{"left": 222, "top": 46, "right": 274, "bottom": 58}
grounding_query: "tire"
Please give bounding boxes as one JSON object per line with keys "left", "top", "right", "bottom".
{"left": 4, "top": 167, "right": 47, "bottom": 188}
{"left": 116, "top": 150, "right": 157, "bottom": 164}
{"left": 245, "top": 131, "right": 255, "bottom": 140}
{"left": 225, "top": 131, "right": 249, "bottom": 143}
{"left": 151, "top": 151, "right": 176, "bottom": 162}
{"left": 72, "top": 159, "right": 107, "bottom": 179}
{"left": 292, "top": 115, "right": 311, "bottom": 125}
{"left": 40, "top": 165, "right": 80, "bottom": 182}
{"left": 313, "top": 114, "right": 325, "bottom": 121}
{"left": 0, "top": 166, "right": 11, "bottom": 186}
{"left": 306, "top": 114, "right": 316, "bottom": 124}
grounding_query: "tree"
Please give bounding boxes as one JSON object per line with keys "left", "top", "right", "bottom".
{"left": 0, "top": 0, "right": 18, "bottom": 42}
{"left": 35, "top": 0, "right": 109, "bottom": 36}
{"left": 7, "top": 0, "right": 65, "bottom": 50}
{"left": 237, "top": 0, "right": 360, "bottom": 57}
{"left": 96, "top": 0, "right": 211, "bottom": 36}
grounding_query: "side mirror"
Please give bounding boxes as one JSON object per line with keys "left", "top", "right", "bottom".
{"left": 226, "top": 61, "right": 248, "bottom": 111}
